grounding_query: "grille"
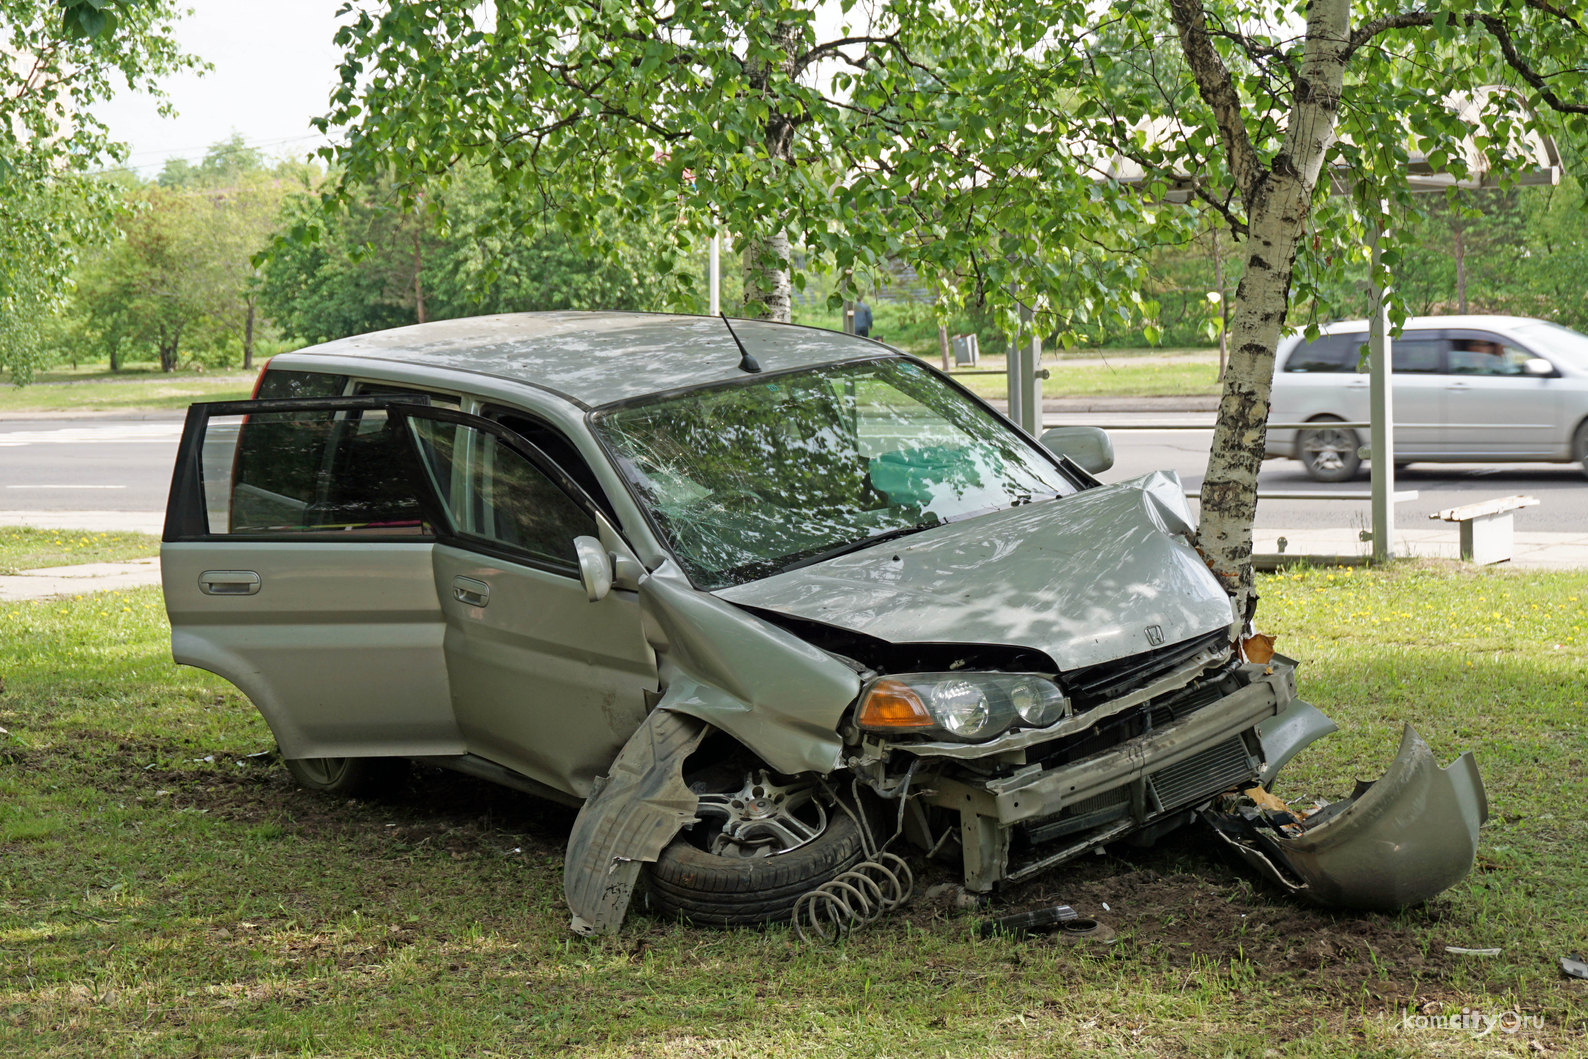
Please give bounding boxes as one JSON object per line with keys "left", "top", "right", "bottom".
{"left": 1149, "top": 736, "right": 1256, "bottom": 810}
{"left": 1065, "top": 628, "right": 1230, "bottom": 707}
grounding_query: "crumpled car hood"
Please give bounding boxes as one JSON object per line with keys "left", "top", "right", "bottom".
{"left": 715, "top": 471, "right": 1235, "bottom": 672}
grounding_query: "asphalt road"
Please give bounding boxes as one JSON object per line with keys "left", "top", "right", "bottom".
{"left": 1, "top": 415, "right": 1584, "bottom": 534}
{"left": 1084, "top": 415, "right": 1588, "bottom": 533}
{"left": 0, "top": 419, "right": 182, "bottom": 513}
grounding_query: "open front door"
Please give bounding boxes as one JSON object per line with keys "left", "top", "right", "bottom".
{"left": 162, "top": 395, "right": 462, "bottom": 760}
{"left": 399, "top": 409, "right": 658, "bottom": 801}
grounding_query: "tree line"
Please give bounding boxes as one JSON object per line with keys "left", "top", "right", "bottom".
{"left": 26, "top": 136, "right": 668, "bottom": 376}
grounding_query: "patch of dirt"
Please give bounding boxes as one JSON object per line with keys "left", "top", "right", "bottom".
{"left": 911, "top": 830, "right": 1479, "bottom": 1008}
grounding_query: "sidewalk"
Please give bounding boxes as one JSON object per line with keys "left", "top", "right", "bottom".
{"left": 1252, "top": 527, "right": 1588, "bottom": 570}
{"left": 0, "top": 558, "right": 162, "bottom": 601}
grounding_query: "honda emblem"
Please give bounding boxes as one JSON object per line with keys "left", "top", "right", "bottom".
{"left": 1145, "top": 625, "right": 1165, "bottom": 646}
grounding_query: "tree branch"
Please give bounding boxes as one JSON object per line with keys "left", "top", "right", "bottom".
{"left": 1347, "top": 8, "right": 1587, "bottom": 116}
{"left": 1344, "top": 12, "right": 1433, "bottom": 60}
{"left": 791, "top": 35, "right": 898, "bottom": 78}
{"left": 1167, "top": 0, "right": 1263, "bottom": 203}
{"left": 1478, "top": 13, "right": 1588, "bottom": 115}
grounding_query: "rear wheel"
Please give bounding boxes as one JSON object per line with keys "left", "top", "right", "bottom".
{"left": 285, "top": 756, "right": 407, "bottom": 798}
{"left": 1574, "top": 420, "right": 1588, "bottom": 480}
{"left": 1297, "top": 418, "right": 1362, "bottom": 482}
{"left": 648, "top": 770, "right": 869, "bottom": 926}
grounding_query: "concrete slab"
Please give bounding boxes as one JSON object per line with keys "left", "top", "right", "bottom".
{"left": 0, "top": 511, "right": 165, "bottom": 534}
{"left": 0, "top": 558, "right": 162, "bottom": 601}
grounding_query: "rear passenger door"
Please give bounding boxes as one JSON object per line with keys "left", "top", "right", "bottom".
{"left": 163, "top": 391, "right": 463, "bottom": 762}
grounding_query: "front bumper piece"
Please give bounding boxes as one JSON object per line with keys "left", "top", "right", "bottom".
{"left": 1203, "top": 723, "right": 1489, "bottom": 910}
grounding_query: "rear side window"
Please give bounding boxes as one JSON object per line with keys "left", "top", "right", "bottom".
{"left": 1392, "top": 339, "right": 1444, "bottom": 374}
{"left": 256, "top": 369, "right": 347, "bottom": 399}
{"left": 205, "top": 408, "right": 435, "bottom": 537}
{"left": 1284, "top": 335, "right": 1364, "bottom": 373}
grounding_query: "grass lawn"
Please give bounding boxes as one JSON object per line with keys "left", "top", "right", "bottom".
{"left": 2, "top": 565, "right": 1586, "bottom": 1056}
{"left": 0, "top": 526, "right": 162, "bottom": 575}
{"left": 0, "top": 369, "right": 255, "bottom": 414}
{"left": 942, "top": 355, "right": 1224, "bottom": 401}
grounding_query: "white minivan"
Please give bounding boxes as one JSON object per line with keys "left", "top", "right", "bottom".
{"left": 1268, "top": 315, "right": 1588, "bottom": 481}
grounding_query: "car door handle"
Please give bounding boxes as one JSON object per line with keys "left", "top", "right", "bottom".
{"left": 198, "top": 570, "right": 260, "bottom": 596}
{"left": 452, "top": 576, "right": 490, "bottom": 608}
{"left": 1446, "top": 382, "right": 1471, "bottom": 391}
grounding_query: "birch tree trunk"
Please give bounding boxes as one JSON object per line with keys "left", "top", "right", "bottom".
{"left": 739, "top": 16, "right": 800, "bottom": 322}
{"left": 1171, "top": 0, "right": 1350, "bottom": 622}
{"left": 742, "top": 232, "right": 793, "bottom": 322}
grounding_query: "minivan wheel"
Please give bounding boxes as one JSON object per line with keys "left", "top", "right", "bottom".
{"left": 285, "top": 756, "right": 406, "bottom": 798}
{"left": 648, "top": 772, "right": 869, "bottom": 926}
{"left": 1298, "top": 419, "right": 1362, "bottom": 482}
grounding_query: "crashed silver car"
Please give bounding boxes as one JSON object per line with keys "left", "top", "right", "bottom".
{"left": 161, "top": 311, "right": 1486, "bottom": 934}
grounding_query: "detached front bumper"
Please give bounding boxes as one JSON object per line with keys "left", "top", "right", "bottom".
{"left": 1204, "top": 724, "right": 1489, "bottom": 910}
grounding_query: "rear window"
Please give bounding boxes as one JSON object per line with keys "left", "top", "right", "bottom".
{"left": 1283, "top": 335, "right": 1365, "bottom": 373}
{"left": 256, "top": 369, "right": 347, "bottom": 399}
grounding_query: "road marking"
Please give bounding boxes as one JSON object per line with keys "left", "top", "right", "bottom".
{"left": 6, "top": 484, "right": 128, "bottom": 489}
{"left": 0, "top": 423, "right": 183, "bottom": 446}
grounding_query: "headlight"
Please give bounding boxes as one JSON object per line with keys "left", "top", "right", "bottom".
{"left": 855, "top": 673, "right": 1069, "bottom": 742}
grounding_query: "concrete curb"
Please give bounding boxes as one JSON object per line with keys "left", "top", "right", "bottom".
{"left": 985, "top": 396, "right": 1221, "bottom": 413}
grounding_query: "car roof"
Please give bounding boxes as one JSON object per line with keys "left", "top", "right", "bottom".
{"left": 1312, "top": 314, "right": 1545, "bottom": 335}
{"left": 268, "top": 311, "right": 895, "bottom": 408}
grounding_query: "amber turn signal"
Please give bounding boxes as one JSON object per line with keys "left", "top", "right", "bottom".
{"left": 856, "top": 679, "right": 935, "bottom": 730}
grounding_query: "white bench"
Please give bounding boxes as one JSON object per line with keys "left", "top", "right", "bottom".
{"left": 1429, "top": 495, "right": 1540, "bottom": 565}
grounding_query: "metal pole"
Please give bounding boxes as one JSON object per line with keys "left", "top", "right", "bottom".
{"left": 708, "top": 232, "right": 720, "bottom": 317}
{"left": 1368, "top": 219, "right": 1395, "bottom": 563}
{"left": 1019, "top": 303, "right": 1039, "bottom": 434}
{"left": 1005, "top": 329, "right": 1023, "bottom": 432}
{"left": 843, "top": 299, "right": 856, "bottom": 335}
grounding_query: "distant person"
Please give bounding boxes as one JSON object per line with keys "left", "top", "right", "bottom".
{"left": 853, "top": 301, "right": 873, "bottom": 338}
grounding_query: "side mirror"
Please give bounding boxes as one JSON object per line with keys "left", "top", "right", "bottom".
{"left": 1040, "top": 426, "right": 1115, "bottom": 474}
{"left": 573, "top": 535, "right": 613, "bottom": 602}
{"left": 1524, "top": 357, "right": 1554, "bottom": 377}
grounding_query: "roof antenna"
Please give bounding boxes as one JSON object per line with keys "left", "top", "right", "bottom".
{"left": 720, "top": 313, "right": 761, "bottom": 374}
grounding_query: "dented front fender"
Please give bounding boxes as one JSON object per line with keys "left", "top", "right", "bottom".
{"left": 1207, "top": 725, "right": 1488, "bottom": 910}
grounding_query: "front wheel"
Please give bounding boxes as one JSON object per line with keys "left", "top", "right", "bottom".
{"left": 1297, "top": 418, "right": 1362, "bottom": 482}
{"left": 285, "top": 756, "right": 407, "bottom": 799}
{"left": 1574, "top": 420, "right": 1588, "bottom": 480}
{"left": 648, "top": 771, "right": 869, "bottom": 926}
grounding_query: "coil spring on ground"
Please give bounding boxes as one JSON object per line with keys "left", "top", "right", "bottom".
{"left": 792, "top": 853, "right": 914, "bottom": 944}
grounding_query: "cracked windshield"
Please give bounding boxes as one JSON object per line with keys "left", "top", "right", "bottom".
{"left": 593, "top": 359, "right": 1075, "bottom": 589}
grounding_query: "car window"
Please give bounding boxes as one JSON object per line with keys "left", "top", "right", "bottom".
{"left": 352, "top": 381, "right": 460, "bottom": 408}
{"left": 1283, "top": 334, "right": 1364, "bottom": 373}
{"left": 408, "top": 420, "right": 597, "bottom": 569}
{"left": 1514, "top": 320, "right": 1588, "bottom": 368}
{"left": 483, "top": 407, "right": 616, "bottom": 520}
{"left": 1447, "top": 336, "right": 1533, "bottom": 376}
{"left": 592, "top": 359, "right": 1076, "bottom": 590}
{"left": 256, "top": 368, "right": 347, "bottom": 399}
{"left": 1392, "top": 339, "right": 1444, "bottom": 374}
{"left": 207, "top": 407, "right": 435, "bottom": 536}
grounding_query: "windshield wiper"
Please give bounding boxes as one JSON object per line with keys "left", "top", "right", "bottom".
{"left": 779, "top": 520, "right": 943, "bottom": 573}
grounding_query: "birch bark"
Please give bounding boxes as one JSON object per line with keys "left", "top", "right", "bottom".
{"left": 1172, "top": 0, "right": 1351, "bottom": 621}
{"left": 739, "top": 16, "right": 801, "bottom": 322}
